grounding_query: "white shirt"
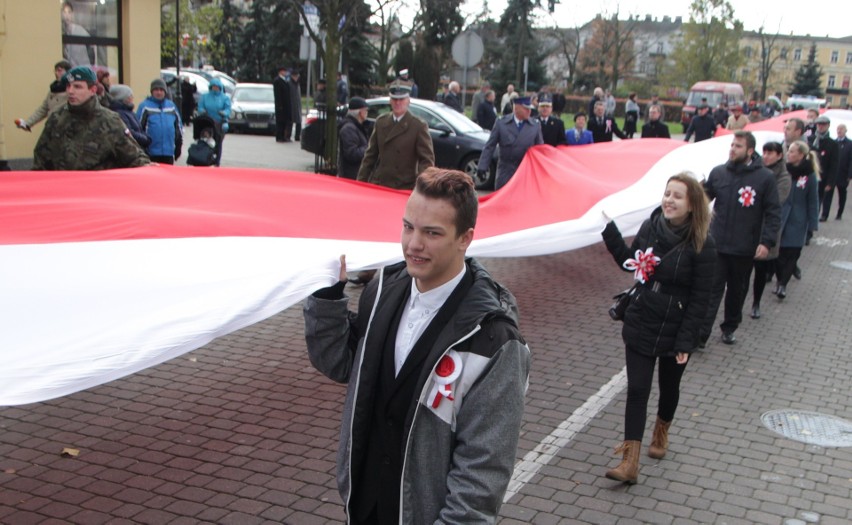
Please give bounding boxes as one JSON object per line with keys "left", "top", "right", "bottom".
{"left": 394, "top": 266, "right": 466, "bottom": 376}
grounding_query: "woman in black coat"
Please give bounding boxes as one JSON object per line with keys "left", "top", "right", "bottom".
{"left": 601, "top": 173, "right": 716, "bottom": 484}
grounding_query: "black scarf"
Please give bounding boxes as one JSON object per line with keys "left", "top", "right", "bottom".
{"left": 786, "top": 161, "right": 811, "bottom": 178}
{"left": 49, "top": 79, "right": 67, "bottom": 93}
{"left": 652, "top": 212, "right": 689, "bottom": 256}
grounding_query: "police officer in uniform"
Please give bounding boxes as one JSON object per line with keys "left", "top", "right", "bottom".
{"left": 477, "top": 96, "right": 543, "bottom": 190}
{"left": 538, "top": 95, "right": 566, "bottom": 147}
{"left": 33, "top": 66, "right": 150, "bottom": 170}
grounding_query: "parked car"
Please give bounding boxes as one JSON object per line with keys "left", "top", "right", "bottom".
{"left": 301, "top": 98, "right": 497, "bottom": 189}
{"left": 159, "top": 69, "right": 209, "bottom": 104}
{"left": 179, "top": 67, "right": 237, "bottom": 96}
{"left": 229, "top": 83, "right": 276, "bottom": 135}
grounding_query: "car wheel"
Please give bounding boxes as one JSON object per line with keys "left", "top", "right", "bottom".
{"left": 462, "top": 154, "right": 494, "bottom": 190}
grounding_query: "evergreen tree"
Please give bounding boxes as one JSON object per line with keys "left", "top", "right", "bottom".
{"left": 789, "top": 43, "right": 824, "bottom": 97}
{"left": 341, "top": 0, "right": 375, "bottom": 93}
{"left": 415, "top": 0, "right": 465, "bottom": 100}
{"left": 213, "top": 0, "right": 244, "bottom": 76}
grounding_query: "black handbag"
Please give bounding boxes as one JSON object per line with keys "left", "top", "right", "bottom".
{"left": 608, "top": 283, "right": 640, "bottom": 321}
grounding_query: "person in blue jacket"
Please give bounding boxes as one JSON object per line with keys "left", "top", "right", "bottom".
{"left": 136, "top": 78, "right": 182, "bottom": 164}
{"left": 196, "top": 77, "right": 231, "bottom": 166}
{"left": 565, "top": 112, "right": 594, "bottom": 145}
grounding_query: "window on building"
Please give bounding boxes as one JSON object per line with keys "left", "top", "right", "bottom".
{"left": 831, "top": 51, "right": 838, "bottom": 64}
{"left": 780, "top": 48, "right": 788, "bottom": 59}
{"left": 794, "top": 48, "right": 802, "bottom": 61}
{"left": 61, "top": 0, "right": 122, "bottom": 83}
{"left": 846, "top": 52, "right": 852, "bottom": 65}
{"left": 741, "top": 68, "right": 749, "bottom": 81}
{"left": 843, "top": 75, "right": 850, "bottom": 89}
{"left": 828, "top": 75, "right": 836, "bottom": 88}
{"left": 656, "top": 42, "right": 663, "bottom": 54}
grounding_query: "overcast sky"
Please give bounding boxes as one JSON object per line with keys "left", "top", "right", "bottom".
{"left": 459, "top": 0, "right": 851, "bottom": 39}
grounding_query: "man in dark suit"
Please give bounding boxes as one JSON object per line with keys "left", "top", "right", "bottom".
{"left": 476, "top": 96, "right": 543, "bottom": 190}
{"left": 823, "top": 121, "right": 849, "bottom": 220}
{"left": 357, "top": 80, "right": 435, "bottom": 190}
{"left": 443, "top": 81, "right": 463, "bottom": 113}
{"left": 273, "top": 66, "right": 292, "bottom": 142}
{"left": 587, "top": 100, "right": 626, "bottom": 143}
{"left": 537, "top": 95, "right": 566, "bottom": 146}
{"left": 641, "top": 104, "right": 671, "bottom": 139}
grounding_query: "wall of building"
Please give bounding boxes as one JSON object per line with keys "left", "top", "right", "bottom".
{"left": 0, "top": 0, "right": 160, "bottom": 169}
{"left": 0, "top": 0, "right": 63, "bottom": 168}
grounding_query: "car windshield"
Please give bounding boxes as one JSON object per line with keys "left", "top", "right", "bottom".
{"left": 234, "top": 87, "right": 274, "bottom": 103}
{"left": 430, "top": 104, "right": 482, "bottom": 133}
{"left": 686, "top": 91, "right": 723, "bottom": 107}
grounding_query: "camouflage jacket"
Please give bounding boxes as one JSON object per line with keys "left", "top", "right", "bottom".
{"left": 33, "top": 96, "right": 150, "bottom": 171}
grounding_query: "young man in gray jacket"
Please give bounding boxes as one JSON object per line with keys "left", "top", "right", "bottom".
{"left": 303, "top": 168, "right": 530, "bottom": 524}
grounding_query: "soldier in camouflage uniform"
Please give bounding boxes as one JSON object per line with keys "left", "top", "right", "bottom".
{"left": 33, "top": 66, "right": 150, "bottom": 171}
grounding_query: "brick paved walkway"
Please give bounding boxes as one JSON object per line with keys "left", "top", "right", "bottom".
{"left": 2, "top": 216, "right": 851, "bottom": 524}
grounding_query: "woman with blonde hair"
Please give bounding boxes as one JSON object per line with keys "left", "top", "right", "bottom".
{"left": 601, "top": 173, "right": 716, "bottom": 484}
{"left": 774, "top": 140, "right": 820, "bottom": 299}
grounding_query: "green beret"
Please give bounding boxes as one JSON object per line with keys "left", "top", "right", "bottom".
{"left": 66, "top": 66, "right": 96, "bottom": 85}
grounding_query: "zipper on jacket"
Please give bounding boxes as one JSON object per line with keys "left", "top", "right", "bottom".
{"left": 396, "top": 324, "right": 482, "bottom": 523}
{"left": 652, "top": 247, "right": 685, "bottom": 354}
{"left": 344, "top": 268, "right": 386, "bottom": 523}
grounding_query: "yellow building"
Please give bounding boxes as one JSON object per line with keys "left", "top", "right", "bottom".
{"left": 738, "top": 32, "right": 852, "bottom": 108}
{"left": 0, "top": 0, "right": 161, "bottom": 169}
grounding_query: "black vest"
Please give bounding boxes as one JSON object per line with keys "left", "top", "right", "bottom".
{"left": 351, "top": 270, "right": 473, "bottom": 524}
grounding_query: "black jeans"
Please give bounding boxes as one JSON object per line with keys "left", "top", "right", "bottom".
{"left": 624, "top": 347, "right": 688, "bottom": 442}
{"left": 752, "top": 259, "right": 775, "bottom": 306}
{"left": 700, "top": 253, "right": 755, "bottom": 339}
{"left": 776, "top": 247, "right": 802, "bottom": 286}
{"left": 822, "top": 185, "right": 848, "bottom": 219}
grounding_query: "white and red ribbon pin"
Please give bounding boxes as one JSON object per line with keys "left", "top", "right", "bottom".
{"left": 797, "top": 176, "right": 807, "bottom": 189}
{"left": 622, "top": 247, "right": 660, "bottom": 284}
{"left": 429, "top": 350, "right": 463, "bottom": 409}
{"left": 738, "top": 186, "right": 756, "bottom": 207}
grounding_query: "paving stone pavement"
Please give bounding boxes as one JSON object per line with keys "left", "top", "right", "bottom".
{"left": 2, "top": 206, "right": 851, "bottom": 524}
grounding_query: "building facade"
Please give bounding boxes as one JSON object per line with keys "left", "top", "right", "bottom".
{"left": 1, "top": 0, "right": 160, "bottom": 168}
{"left": 738, "top": 32, "right": 852, "bottom": 108}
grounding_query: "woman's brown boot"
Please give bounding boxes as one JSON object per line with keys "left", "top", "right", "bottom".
{"left": 648, "top": 417, "right": 672, "bottom": 459}
{"left": 605, "top": 440, "right": 641, "bottom": 484}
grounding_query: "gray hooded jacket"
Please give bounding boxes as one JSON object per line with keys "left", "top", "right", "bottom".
{"left": 303, "top": 258, "right": 530, "bottom": 524}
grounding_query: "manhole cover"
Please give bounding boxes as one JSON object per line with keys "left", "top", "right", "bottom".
{"left": 761, "top": 410, "right": 852, "bottom": 447}
{"left": 830, "top": 261, "right": 852, "bottom": 271}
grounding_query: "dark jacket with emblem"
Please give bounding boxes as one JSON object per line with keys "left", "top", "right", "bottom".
{"left": 587, "top": 114, "right": 626, "bottom": 142}
{"left": 303, "top": 258, "right": 530, "bottom": 524}
{"left": 704, "top": 153, "right": 781, "bottom": 256}
{"left": 357, "top": 111, "right": 435, "bottom": 190}
{"left": 33, "top": 96, "right": 150, "bottom": 170}
{"left": 539, "top": 115, "right": 567, "bottom": 146}
{"left": 603, "top": 208, "right": 717, "bottom": 356}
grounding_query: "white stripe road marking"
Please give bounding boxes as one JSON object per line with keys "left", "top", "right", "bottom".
{"left": 504, "top": 367, "right": 628, "bottom": 502}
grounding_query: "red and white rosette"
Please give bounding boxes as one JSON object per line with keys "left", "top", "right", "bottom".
{"left": 622, "top": 247, "right": 660, "bottom": 284}
{"left": 738, "top": 185, "right": 756, "bottom": 207}
{"left": 797, "top": 176, "right": 807, "bottom": 189}
{"left": 428, "top": 350, "right": 463, "bottom": 409}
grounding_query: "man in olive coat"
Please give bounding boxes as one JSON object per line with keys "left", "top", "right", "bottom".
{"left": 356, "top": 81, "right": 435, "bottom": 190}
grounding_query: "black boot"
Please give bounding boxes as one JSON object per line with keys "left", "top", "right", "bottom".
{"left": 776, "top": 285, "right": 787, "bottom": 299}
{"left": 751, "top": 304, "right": 761, "bottom": 319}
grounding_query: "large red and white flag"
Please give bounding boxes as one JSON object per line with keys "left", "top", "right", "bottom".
{"left": 2, "top": 110, "right": 848, "bottom": 405}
